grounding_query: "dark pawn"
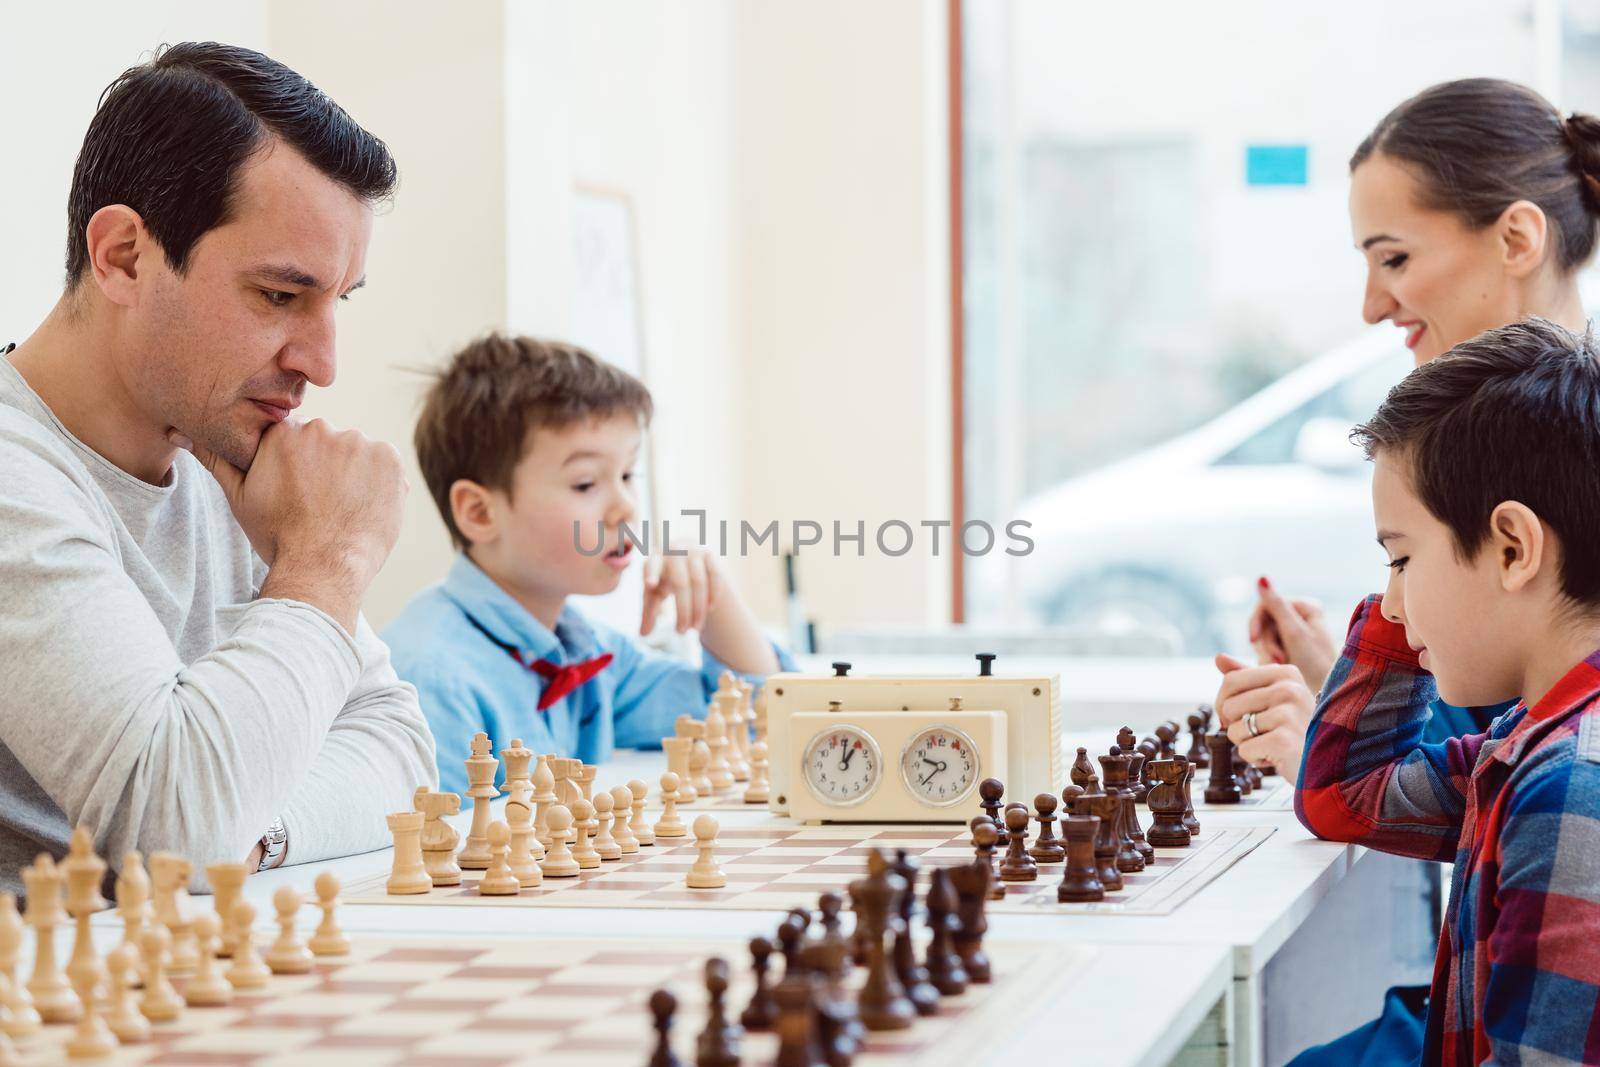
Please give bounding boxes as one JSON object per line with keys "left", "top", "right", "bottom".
{"left": 924, "top": 867, "right": 968, "bottom": 995}
{"left": 1176, "top": 756, "right": 1201, "bottom": 836}
{"left": 849, "top": 850, "right": 915, "bottom": 1032}
{"left": 1122, "top": 752, "right": 1156, "bottom": 863}
{"left": 1115, "top": 726, "right": 1137, "bottom": 757}
{"left": 1133, "top": 738, "right": 1160, "bottom": 803}
{"left": 1145, "top": 759, "right": 1192, "bottom": 847}
{"left": 1098, "top": 750, "right": 1145, "bottom": 873}
{"left": 1071, "top": 747, "right": 1097, "bottom": 789}
{"left": 650, "top": 988, "right": 684, "bottom": 1067}
{"left": 969, "top": 819, "right": 1006, "bottom": 900}
{"left": 889, "top": 850, "right": 939, "bottom": 1016}
{"left": 1205, "top": 734, "right": 1242, "bottom": 804}
{"left": 800, "top": 938, "right": 859, "bottom": 1067}
{"left": 741, "top": 935, "right": 780, "bottom": 1031}
{"left": 977, "top": 777, "right": 1007, "bottom": 846}
{"left": 696, "top": 957, "right": 742, "bottom": 1067}
{"left": 817, "top": 892, "right": 852, "bottom": 978}
{"left": 1057, "top": 814, "right": 1104, "bottom": 902}
{"left": 1029, "top": 793, "right": 1065, "bottom": 864}
{"left": 1061, "top": 783, "right": 1086, "bottom": 816}
{"left": 1085, "top": 793, "right": 1124, "bottom": 892}
{"left": 773, "top": 973, "right": 827, "bottom": 1067}
{"left": 779, "top": 912, "right": 809, "bottom": 977}
{"left": 1234, "top": 746, "right": 1254, "bottom": 795}
{"left": 1245, "top": 763, "right": 1265, "bottom": 790}
{"left": 999, "top": 806, "right": 1037, "bottom": 882}
{"left": 1155, "top": 720, "right": 1180, "bottom": 759}
{"left": 946, "top": 858, "right": 992, "bottom": 983}
{"left": 1186, "top": 710, "right": 1210, "bottom": 768}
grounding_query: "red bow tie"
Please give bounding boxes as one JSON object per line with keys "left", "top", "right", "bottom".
{"left": 513, "top": 652, "right": 615, "bottom": 710}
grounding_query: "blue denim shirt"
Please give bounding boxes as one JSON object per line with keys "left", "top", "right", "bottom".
{"left": 384, "top": 554, "right": 794, "bottom": 795}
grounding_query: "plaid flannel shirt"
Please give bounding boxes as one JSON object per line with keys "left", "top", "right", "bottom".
{"left": 1297, "top": 594, "right": 1600, "bottom": 1065}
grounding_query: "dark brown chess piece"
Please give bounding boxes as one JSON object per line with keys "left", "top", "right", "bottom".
{"left": 1245, "top": 763, "right": 1265, "bottom": 789}
{"left": 977, "top": 777, "right": 1007, "bottom": 847}
{"left": 1187, "top": 709, "right": 1210, "bottom": 768}
{"left": 1134, "top": 738, "right": 1160, "bottom": 803}
{"left": 741, "top": 936, "right": 780, "bottom": 1031}
{"left": 946, "top": 857, "right": 991, "bottom": 983}
{"left": 848, "top": 850, "right": 915, "bottom": 1031}
{"left": 1260, "top": 760, "right": 1279, "bottom": 777}
{"left": 696, "top": 957, "right": 742, "bottom": 1067}
{"left": 968, "top": 818, "right": 1006, "bottom": 900}
{"left": 890, "top": 850, "right": 938, "bottom": 1016}
{"left": 1084, "top": 793, "right": 1124, "bottom": 892}
{"left": 1145, "top": 759, "right": 1192, "bottom": 847}
{"left": 1071, "top": 747, "right": 1097, "bottom": 789}
{"left": 1233, "top": 743, "right": 1254, "bottom": 795}
{"left": 999, "top": 806, "right": 1037, "bottom": 882}
{"left": 1205, "top": 734, "right": 1242, "bottom": 803}
{"left": 1155, "top": 720, "right": 1179, "bottom": 759}
{"left": 1177, "top": 755, "right": 1201, "bottom": 836}
{"left": 1098, "top": 750, "right": 1146, "bottom": 872}
{"left": 1116, "top": 726, "right": 1138, "bottom": 757}
{"left": 817, "top": 892, "right": 852, "bottom": 978}
{"left": 773, "top": 972, "right": 827, "bottom": 1067}
{"left": 1122, "top": 751, "right": 1156, "bottom": 863}
{"left": 650, "top": 988, "right": 685, "bottom": 1067}
{"left": 1056, "top": 814, "right": 1104, "bottom": 902}
{"left": 800, "top": 938, "right": 858, "bottom": 1067}
{"left": 1028, "top": 793, "right": 1065, "bottom": 863}
{"left": 923, "top": 867, "right": 968, "bottom": 995}
{"left": 1061, "top": 783, "right": 1087, "bottom": 818}
{"left": 779, "top": 911, "right": 809, "bottom": 978}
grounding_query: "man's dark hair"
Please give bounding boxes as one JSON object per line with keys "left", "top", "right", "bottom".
{"left": 65, "top": 41, "right": 397, "bottom": 286}
{"left": 1352, "top": 318, "right": 1600, "bottom": 604}
{"left": 415, "top": 334, "right": 654, "bottom": 551}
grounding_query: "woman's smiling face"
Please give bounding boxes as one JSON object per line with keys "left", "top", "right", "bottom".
{"left": 1349, "top": 152, "right": 1528, "bottom": 366}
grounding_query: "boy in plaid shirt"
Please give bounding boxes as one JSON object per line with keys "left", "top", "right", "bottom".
{"left": 1298, "top": 318, "right": 1600, "bottom": 1065}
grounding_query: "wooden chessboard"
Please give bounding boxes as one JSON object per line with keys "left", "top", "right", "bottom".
{"left": 6, "top": 936, "right": 1089, "bottom": 1067}
{"left": 343, "top": 824, "right": 1274, "bottom": 917}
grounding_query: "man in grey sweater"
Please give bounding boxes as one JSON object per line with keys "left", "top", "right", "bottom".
{"left": 0, "top": 43, "right": 437, "bottom": 894}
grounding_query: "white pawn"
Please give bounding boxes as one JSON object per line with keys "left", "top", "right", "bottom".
{"left": 65, "top": 948, "right": 116, "bottom": 1058}
{"left": 687, "top": 815, "right": 727, "bottom": 889}
{"left": 538, "top": 805, "right": 580, "bottom": 878}
{"left": 266, "top": 887, "right": 312, "bottom": 975}
{"left": 593, "top": 792, "right": 622, "bottom": 861}
{"left": 104, "top": 944, "right": 148, "bottom": 1044}
{"left": 225, "top": 902, "right": 270, "bottom": 990}
{"left": 309, "top": 872, "right": 351, "bottom": 957}
{"left": 478, "top": 823, "right": 521, "bottom": 895}
{"left": 505, "top": 799, "right": 544, "bottom": 889}
{"left": 183, "top": 911, "right": 232, "bottom": 1007}
{"left": 570, "top": 800, "right": 601, "bottom": 869}
{"left": 0, "top": 894, "right": 39, "bottom": 1037}
{"left": 629, "top": 779, "right": 655, "bottom": 847}
{"left": 744, "top": 740, "right": 771, "bottom": 804}
{"left": 609, "top": 786, "right": 640, "bottom": 854}
{"left": 137, "top": 925, "right": 182, "bottom": 1022}
{"left": 655, "top": 773, "right": 687, "bottom": 838}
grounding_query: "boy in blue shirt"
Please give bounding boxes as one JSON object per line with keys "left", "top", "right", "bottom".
{"left": 385, "top": 334, "right": 791, "bottom": 794}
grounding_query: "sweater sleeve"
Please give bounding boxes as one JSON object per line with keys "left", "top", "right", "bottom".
{"left": 0, "top": 428, "right": 418, "bottom": 881}
{"left": 1295, "top": 594, "right": 1486, "bottom": 861}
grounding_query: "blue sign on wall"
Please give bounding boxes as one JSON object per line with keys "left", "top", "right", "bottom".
{"left": 1246, "top": 144, "right": 1308, "bottom": 186}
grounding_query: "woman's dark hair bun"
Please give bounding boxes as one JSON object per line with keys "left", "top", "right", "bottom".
{"left": 1563, "top": 111, "right": 1600, "bottom": 210}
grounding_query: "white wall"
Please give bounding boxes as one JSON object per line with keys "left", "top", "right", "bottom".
{"left": 0, "top": 0, "right": 953, "bottom": 634}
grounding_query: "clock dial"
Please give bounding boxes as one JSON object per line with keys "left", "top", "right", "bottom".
{"left": 801, "top": 727, "right": 882, "bottom": 807}
{"left": 900, "top": 725, "right": 980, "bottom": 806}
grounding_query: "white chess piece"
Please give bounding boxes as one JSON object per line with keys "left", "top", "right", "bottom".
{"left": 686, "top": 815, "right": 727, "bottom": 889}
{"left": 629, "top": 779, "right": 655, "bottom": 847}
{"left": 538, "top": 805, "right": 581, "bottom": 878}
{"left": 570, "top": 800, "right": 601, "bottom": 869}
{"left": 478, "top": 822, "right": 522, "bottom": 895}
{"left": 265, "top": 887, "right": 313, "bottom": 975}
{"left": 592, "top": 792, "right": 622, "bottom": 860}
{"left": 104, "top": 944, "right": 149, "bottom": 1043}
{"left": 655, "top": 773, "right": 687, "bottom": 838}
{"left": 225, "top": 901, "right": 270, "bottom": 990}
{"left": 183, "top": 911, "right": 232, "bottom": 1007}
{"left": 609, "top": 786, "right": 640, "bottom": 853}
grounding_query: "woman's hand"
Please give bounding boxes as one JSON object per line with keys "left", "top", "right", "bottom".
{"left": 1213, "top": 652, "right": 1315, "bottom": 776}
{"left": 1247, "top": 576, "right": 1337, "bottom": 694}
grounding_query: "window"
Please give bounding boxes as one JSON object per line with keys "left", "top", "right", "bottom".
{"left": 960, "top": 0, "right": 1600, "bottom": 652}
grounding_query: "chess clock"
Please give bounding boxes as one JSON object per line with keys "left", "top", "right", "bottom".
{"left": 768, "top": 655, "right": 1061, "bottom": 823}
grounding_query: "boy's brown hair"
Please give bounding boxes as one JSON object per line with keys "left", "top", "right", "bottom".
{"left": 415, "top": 334, "right": 653, "bottom": 550}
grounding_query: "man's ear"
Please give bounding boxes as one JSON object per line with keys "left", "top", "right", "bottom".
{"left": 1497, "top": 200, "right": 1552, "bottom": 280}
{"left": 450, "top": 480, "right": 500, "bottom": 547}
{"left": 83, "top": 204, "right": 151, "bottom": 308}
{"left": 1489, "top": 500, "right": 1546, "bottom": 592}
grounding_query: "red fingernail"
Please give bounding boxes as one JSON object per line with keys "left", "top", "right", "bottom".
{"left": 1258, "top": 576, "right": 1270, "bottom": 590}
{"left": 1274, "top": 654, "right": 1286, "bottom": 664}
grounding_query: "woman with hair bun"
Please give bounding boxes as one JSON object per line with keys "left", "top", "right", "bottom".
{"left": 1218, "top": 78, "right": 1600, "bottom": 779}
{"left": 1228, "top": 78, "right": 1600, "bottom": 1065}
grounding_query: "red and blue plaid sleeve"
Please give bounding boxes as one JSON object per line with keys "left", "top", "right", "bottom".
{"left": 1295, "top": 594, "right": 1482, "bottom": 862}
{"left": 1482, "top": 730, "right": 1600, "bottom": 1062}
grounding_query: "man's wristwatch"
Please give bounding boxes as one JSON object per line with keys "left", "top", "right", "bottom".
{"left": 257, "top": 818, "right": 288, "bottom": 872}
